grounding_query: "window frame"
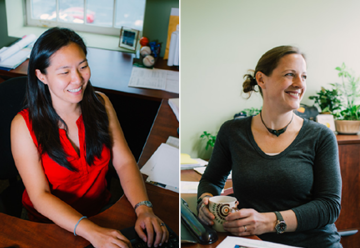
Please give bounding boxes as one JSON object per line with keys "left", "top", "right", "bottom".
{"left": 25, "top": 0, "right": 143, "bottom": 36}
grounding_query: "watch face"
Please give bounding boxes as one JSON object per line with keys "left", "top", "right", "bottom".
{"left": 276, "top": 221, "right": 287, "bottom": 234}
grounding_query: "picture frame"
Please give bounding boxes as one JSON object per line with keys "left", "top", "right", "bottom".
{"left": 119, "top": 27, "right": 140, "bottom": 51}
{"left": 316, "top": 114, "right": 336, "bottom": 131}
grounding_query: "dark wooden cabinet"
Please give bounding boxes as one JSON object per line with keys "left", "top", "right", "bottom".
{"left": 336, "top": 135, "right": 360, "bottom": 248}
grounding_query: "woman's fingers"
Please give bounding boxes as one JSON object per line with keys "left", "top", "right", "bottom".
{"left": 116, "top": 232, "right": 132, "bottom": 247}
{"left": 134, "top": 224, "right": 147, "bottom": 243}
{"left": 224, "top": 224, "right": 252, "bottom": 237}
{"left": 151, "top": 220, "right": 164, "bottom": 247}
{"left": 225, "top": 208, "right": 251, "bottom": 221}
{"left": 223, "top": 208, "right": 271, "bottom": 236}
{"left": 90, "top": 229, "right": 132, "bottom": 248}
{"left": 135, "top": 211, "right": 171, "bottom": 247}
{"left": 198, "top": 203, "right": 215, "bottom": 225}
{"left": 111, "top": 235, "right": 132, "bottom": 248}
{"left": 143, "top": 219, "right": 155, "bottom": 247}
{"left": 149, "top": 219, "right": 169, "bottom": 247}
{"left": 159, "top": 222, "right": 169, "bottom": 245}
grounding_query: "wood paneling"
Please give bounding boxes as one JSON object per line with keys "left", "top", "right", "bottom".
{"left": 336, "top": 135, "right": 360, "bottom": 247}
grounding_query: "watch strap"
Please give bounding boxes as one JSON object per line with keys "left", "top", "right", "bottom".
{"left": 134, "top": 201, "right": 153, "bottom": 211}
{"left": 274, "top": 211, "right": 284, "bottom": 221}
{"left": 274, "top": 211, "right": 287, "bottom": 234}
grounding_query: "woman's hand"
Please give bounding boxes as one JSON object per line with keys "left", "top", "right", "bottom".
{"left": 86, "top": 225, "right": 132, "bottom": 248}
{"left": 223, "top": 208, "right": 276, "bottom": 236}
{"left": 135, "top": 206, "right": 169, "bottom": 247}
{"left": 197, "top": 196, "right": 215, "bottom": 226}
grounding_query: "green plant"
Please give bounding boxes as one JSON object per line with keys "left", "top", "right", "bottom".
{"left": 332, "top": 63, "right": 360, "bottom": 120}
{"left": 339, "top": 105, "right": 360, "bottom": 120}
{"left": 200, "top": 131, "right": 216, "bottom": 150}
{"left": 308, "top": 87, "right": 342, "bottom": 113}
{"left": 240, "top": 107, "right": 262, "bottom": 116}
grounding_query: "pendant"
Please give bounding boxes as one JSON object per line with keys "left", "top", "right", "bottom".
{"left": 260, "top": 111, "right": 294, "bottom": 137}
{"left": 267, "top": 128, "right": 286, "bottom": 137}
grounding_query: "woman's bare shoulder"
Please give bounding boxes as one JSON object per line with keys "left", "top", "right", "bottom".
{"left": 94, "top": 91, "right": 114, "bottom": 111}
{"left": 11, "top": 113, "right": 27, "bottom": 131}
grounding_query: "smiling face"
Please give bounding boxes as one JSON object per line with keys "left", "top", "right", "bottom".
{"left": 257, "top": 53, "right": 307, "bottom": 112}
{"left": 35, "top": 42, "right": 91, "bottom": 110}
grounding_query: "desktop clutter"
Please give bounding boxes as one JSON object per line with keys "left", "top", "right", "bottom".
{"left": 134, "top": 23, "right": 179, "bottom": 69}
{"left": 140, "top": 137, "right": 179, "bottom": 193}
{"left": 0, "top": 34, "right": 37, "bottom": 70}
{"left": 134, "top": 37, "right": 161, "bottom": 68}
{"left": 166, "top": 24, "right": 179, "bottom": 67}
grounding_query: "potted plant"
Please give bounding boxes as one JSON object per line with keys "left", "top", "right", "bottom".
{"left": 332, "top": 63, "right": 360, "bottom": 134}
{"left": 308, "top": 87, "right": 342, "bottom": 114}
{"left": 200, "top": 131, "right": 216, "bottom": 150}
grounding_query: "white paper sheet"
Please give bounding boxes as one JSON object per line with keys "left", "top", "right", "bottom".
{"left": 167, "top": 25, "right": 179, "bottom": 66}
{"left": 0, "top": 48, "right": 31, "bottom": 69}
{"left": 166, "top": 136, "right": 179, "bottom": 149}
{"left": 168, "top": 98, "right": 179, "bottom": 121}
{"left": 194, "top": 167, "right": 232, "bottom": 179}
{"left": 217, "top": 236, "right": 303, "bottom": 248}
{"left": 181, "top": 181, "right": 199, "bottom": 194}
{"left": 180, "top": 181, "right": 224, "bottom": 194}
{"left": 0, "top": 34, "right": 36, "bottom": 62}
{"left": 128, "top": 67, "right": 179, "bottom": 93}
{"left": 140, "top": 143, "right": 179, "bottom": 189}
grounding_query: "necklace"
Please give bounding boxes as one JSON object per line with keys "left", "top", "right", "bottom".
{"left": 260, "top": 111, "right": 294, "bottom": 137}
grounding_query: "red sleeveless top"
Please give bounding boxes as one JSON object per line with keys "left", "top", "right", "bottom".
{"left": 19, "top": 109, "right": 111, "bottom": 222}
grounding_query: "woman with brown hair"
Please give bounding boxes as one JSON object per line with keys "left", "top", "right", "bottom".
{"left": 197, "top": 46, "right": 342, "bottom": 248}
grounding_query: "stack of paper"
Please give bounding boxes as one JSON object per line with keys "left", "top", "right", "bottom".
{"left": 181, "top": 153, "right": 208, "bottom": 170}
{"left": 0, "top": 34, "right": 37, "bottom": 70}
{"left": 140, "top": 143, "right": 179, "bottom": 193}
{"left": 167, "top": 24, "right": 179, "bottom": 66}
{"left": 128, "top": 67, "right": 179, "bottom": 94}
{"left": 168, "top": 98, "right": 179, "bottom": 121}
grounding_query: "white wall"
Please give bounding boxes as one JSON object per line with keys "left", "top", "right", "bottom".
{"left": 181, "top": 0, "right": 360, "bottom": 158}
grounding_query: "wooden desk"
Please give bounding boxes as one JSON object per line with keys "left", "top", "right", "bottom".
{"left": 0, "top": 49, "right": 179, "bottom": 247}
{"left": 0, "top": 183, "right": 178, "bottom": 247}
{"left": 138, "top": 99, "right": 179, "bottom": 168}
{"left": 335, "top": 135, "right": 360, "bottom": 248}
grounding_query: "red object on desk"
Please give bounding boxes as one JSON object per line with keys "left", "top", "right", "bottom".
{"left": 140, "top": 37, "right": 149, "bottom": 46}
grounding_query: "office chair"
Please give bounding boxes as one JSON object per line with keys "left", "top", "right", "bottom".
{"left": 0, "top": 76, "right": 27, "bottom": 218}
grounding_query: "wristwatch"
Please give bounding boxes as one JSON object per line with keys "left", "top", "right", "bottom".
{"left": 274, "top": 211, "right": 287, "bottom": 234}
{"left": 134, "top": 201, "right": 153, "bottom": 211}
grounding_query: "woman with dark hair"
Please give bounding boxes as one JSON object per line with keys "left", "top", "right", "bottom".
{"left": 11, "top": 27, "right": 168, "bottom": 248}
{"left": 197, "top": 46, "right": 342, "bottom": 248}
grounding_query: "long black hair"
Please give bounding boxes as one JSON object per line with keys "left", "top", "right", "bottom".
{"left": 26, "top": 27, "right": 111, "bottom": 171}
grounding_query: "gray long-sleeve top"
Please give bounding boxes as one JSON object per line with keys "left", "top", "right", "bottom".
{"left": 198, "top": 117, "right": 342, "bottom": 248}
